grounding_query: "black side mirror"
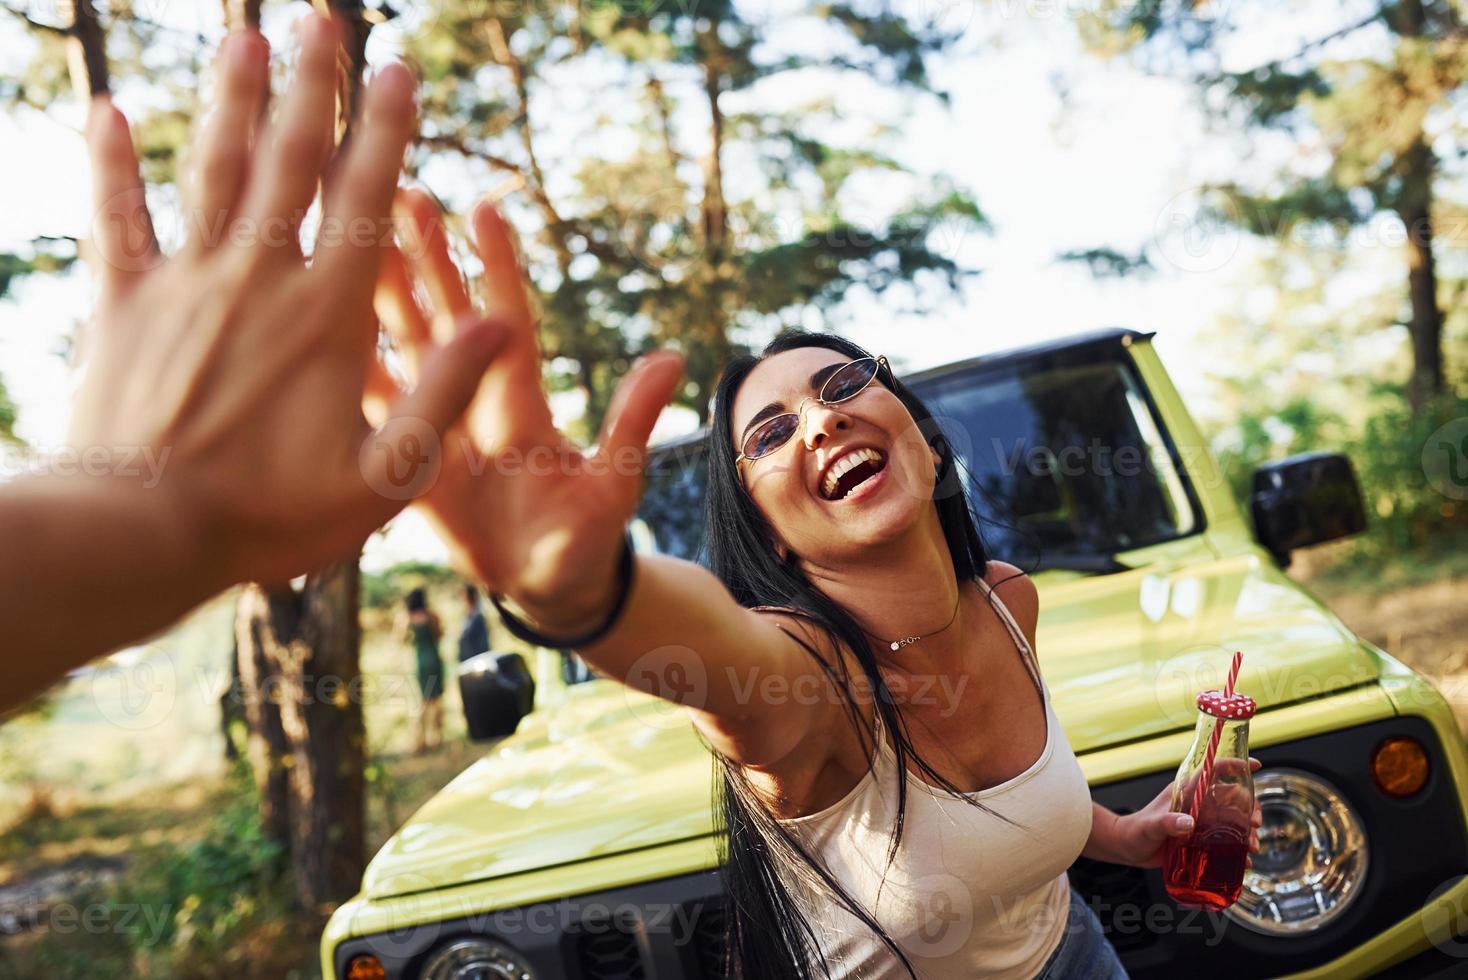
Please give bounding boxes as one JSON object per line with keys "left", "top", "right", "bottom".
{"left": 458, "top": 652, "right": 537, "bottom": 741}
{"left": 1251, "top": 452, "right": 1367, "bottom": 566}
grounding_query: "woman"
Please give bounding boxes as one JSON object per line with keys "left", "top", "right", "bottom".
{"left": 400, "top": 588, "right": 445, "bottom": 754}
{"left": 371, "top": 190, "right": 1263, "bottom": 979}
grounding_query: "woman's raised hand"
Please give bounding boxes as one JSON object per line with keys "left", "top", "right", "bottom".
{"left": 371, "top": 189, "right": 684, "bottom": 631}
{"left": 69, "top": 17, "right": 507, "bottom": 588}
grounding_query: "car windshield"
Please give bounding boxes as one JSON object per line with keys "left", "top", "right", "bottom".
{"left": 913, "top": 353, "right": 1198, "bottom": 566}
{"left": 634, "top": 350, "right": 1198, "bottom": 569}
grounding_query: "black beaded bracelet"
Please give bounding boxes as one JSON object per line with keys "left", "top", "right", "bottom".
{"left": 488, "top": 532, "right": 637, "bottom": 649}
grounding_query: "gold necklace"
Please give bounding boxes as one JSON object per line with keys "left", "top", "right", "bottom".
{"left": 871, "top": 584, "right": 966, "bottom": 652}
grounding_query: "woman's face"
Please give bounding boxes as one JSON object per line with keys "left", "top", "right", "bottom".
{"left": 730, "top": 347, "right": 940, "bottom": 564}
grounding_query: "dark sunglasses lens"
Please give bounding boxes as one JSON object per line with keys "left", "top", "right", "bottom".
{"left": 744, "top": 414, "right": 801, "bottom": 459}
{"left": 823, "top": 358, "right": 879, "bottom": 403}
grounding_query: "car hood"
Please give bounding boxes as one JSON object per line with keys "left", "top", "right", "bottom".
{"left": 363, "top": 551, "right": 1379, "bottom": 900}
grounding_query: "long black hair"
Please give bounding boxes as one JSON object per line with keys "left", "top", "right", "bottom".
{"left": 704, "top": 331, "right": 1034, "bottom": 978}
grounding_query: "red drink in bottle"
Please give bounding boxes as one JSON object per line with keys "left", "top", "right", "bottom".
{"left": 1163, "top": 689, "right": 1255, "bottom": 911}
{"left": 1163, "top": 827, "right": 1249, "bottom": 910}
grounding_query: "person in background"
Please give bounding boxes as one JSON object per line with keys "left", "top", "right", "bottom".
{"left": 401, "top": 588, "right": 445, "bottom": 754}
{"left": 458, "top": 583, "right": 490, "bottom": 664}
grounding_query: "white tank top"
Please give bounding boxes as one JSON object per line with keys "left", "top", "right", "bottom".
{"left": 772, "top": 579, "right": 1094, "bottom": 979}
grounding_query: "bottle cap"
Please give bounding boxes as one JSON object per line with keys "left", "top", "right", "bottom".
{"left": 1197, "top": 689, "right": 1256, "bottom": 719}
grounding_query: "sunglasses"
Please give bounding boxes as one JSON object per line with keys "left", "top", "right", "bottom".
{"left": 736, "top": 355, "right": 890, "bottom": 465}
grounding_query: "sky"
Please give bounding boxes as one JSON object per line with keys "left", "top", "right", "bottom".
{"left": 0, "top": 0, "right": 1404, "bottom": 568}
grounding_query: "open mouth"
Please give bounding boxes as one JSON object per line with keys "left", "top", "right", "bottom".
{"left": 820, "top": 447, "right": 888, "bottom": 501}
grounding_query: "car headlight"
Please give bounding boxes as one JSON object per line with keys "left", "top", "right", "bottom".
{"left": 1226, "top": 768, "right": 1368, "bottom": 935}
{"left": 420, "top": 938, "right": 537, "bottom": 980}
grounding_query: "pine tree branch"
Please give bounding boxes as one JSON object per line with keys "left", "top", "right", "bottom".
{"left": 417, "top": 131, "right": 631, "bottom": 271}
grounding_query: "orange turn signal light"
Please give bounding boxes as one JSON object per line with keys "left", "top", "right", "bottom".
{"left": 346, "top": 954, "right": 387, "bottom": 980}
{"left": 1371, "top": 736, "right": 1429, "bottom": 798}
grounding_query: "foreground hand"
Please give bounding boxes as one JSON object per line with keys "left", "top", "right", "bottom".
{"left": 370, "top": 189, "right": 684, "bottom": 630}
{"left": 70, "top": 17, "right": 504, "bottom": 587}
{"left": 1108, "top": 757, "right": 1263, "bottom": 869}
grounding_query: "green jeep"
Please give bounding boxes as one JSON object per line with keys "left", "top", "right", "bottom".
{"left": 322, "top": 329, "right": 1468, "bottom": 979}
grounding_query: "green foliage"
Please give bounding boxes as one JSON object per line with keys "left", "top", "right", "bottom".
{"left": 404, "top": 0, "right": 986, "bottom": 428}
{"left": 1210, "top": 385, "right": 1468, "bottom": 571}
{"left": 0, "top": 374, "right": 18, "bottom": 443}
{"left": 1, "top": 242, "right": 77, "bottom": 302}
{"left": 25, "top": 766, "right": 292, "bottom": 980}
{"left": 1071, "top": 2, "right": 1463, "bottom": 416}
{"left": 1055, "top": 246, "right": 1154, "bottom": 279}
{"left": 129, "top": 780, "right": 289, "bottom": 964}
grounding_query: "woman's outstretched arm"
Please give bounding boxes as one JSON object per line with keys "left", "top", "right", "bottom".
{"left": 370, "top": 190, "right": 850, "bottom": 769}
{"left": 0, "top": 18, "right": 504, "bottom": 714}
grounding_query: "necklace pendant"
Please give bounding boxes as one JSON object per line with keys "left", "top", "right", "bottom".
{"left": 891, "top": 636, "right": 921, "bottom": 652}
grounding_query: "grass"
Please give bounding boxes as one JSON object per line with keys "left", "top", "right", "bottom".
{"left": 0, "top": 743, "right": 490, "bottom": 980}
{"left": 0, "top": 583, "right": 503, "bottom": 980}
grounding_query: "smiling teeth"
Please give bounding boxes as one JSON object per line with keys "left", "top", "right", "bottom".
{"left": 823, "top": 448, "right": 883, "bottom": 499}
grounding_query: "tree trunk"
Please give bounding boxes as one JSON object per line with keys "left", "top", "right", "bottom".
{"left": 237, "top": 562, "right": 366, "bottom": 911}
{"left": 313, "top": 0, "right": 372, "bottom": 146}
{"left": 289, "top": 561, "right": 367, "bottom": 909}
{"left": 221, "top": 0, "right": 262, "bottom": 30}
{"left": 58, "top": 0, "right": 109, "bottom": 98}
{"left": 235, "top": 589, "right": 293, "bottom": 853}
{"left": 1394, "top": 0, "right": 1445, "bottom": 413}
{"left": 1399, "top": 190, "right": 1444, "bottom": 412}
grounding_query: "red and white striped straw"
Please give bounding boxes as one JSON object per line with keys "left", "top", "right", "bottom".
{"left": 1191, "top": 652, "right": 1245, "bottom": 821}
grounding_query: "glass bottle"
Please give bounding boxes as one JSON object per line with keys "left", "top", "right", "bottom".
{"left": 1163, "top": 690, "right": 1256, "bottom": 911}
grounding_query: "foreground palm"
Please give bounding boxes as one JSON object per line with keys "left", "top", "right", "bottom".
{"left": 371, "top": 189, "right": 684, "bottom": 628}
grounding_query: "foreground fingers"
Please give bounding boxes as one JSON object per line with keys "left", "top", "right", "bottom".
{"left": 313, "top": 62, "right": 418, "bottom": 286}
{"left": 86, "top": 99, "right": 160, "bottom": 296}
{"left": 596, "top": 352, "right": 684, "bottom": 465}
{"left": 375, "top": 246, "right": 433, "bottom": 379}
{"left": 396, "top": 188, "right": 471, "bottom": 343}
{"left": 188, "top": 31, "right": 269, "bottom": 246}
{"left": 470, "top": 199, "right": 537, "bottom": 335}
{"left": 237, "top": 14, "right": 340, "bottom": 250}
{"left": 387, "top": 317, "right": 509, "bottom": 434}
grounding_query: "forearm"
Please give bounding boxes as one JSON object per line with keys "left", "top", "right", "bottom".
{"left": 0, "top": 474, "right": 217, "bottom": 712}
{"left": 1081, "top": 802, "right": 1129, "bottom": 864}
{"left": 520, "top": 552, "right": 806, "bottom": 722}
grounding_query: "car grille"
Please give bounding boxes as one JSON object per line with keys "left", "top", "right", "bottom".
{"left": 573, "top": 910, "right": 647, "bottom": 980}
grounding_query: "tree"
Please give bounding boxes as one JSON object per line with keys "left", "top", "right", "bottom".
{"left": 403, "top": 0, "right": 988, "bottom": 431}
{"left": 1069, "top": 0, "right": 1465, "bottom": 412}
